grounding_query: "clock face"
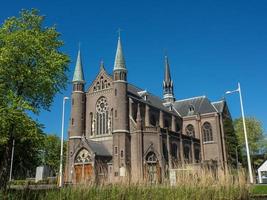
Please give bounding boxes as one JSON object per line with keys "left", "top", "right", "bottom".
{"left": 96, "top": 97, "right": 108, "bottom": 113}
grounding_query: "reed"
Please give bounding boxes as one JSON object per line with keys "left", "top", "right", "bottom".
{"left": 4, "top": 167, "right": 250, "bottom": 200}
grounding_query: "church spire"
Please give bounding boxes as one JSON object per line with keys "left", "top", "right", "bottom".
{"left": 113, "top": 35, "right": 127, "bottom": 72}
{"left": 164, "top": 56, "right": 171, "bottom": 84}
{"left": 163, "top": 55, "right": 175, "bottom": 102}
{"left": 72, "top": 47, "right": 85, "bottom": 83}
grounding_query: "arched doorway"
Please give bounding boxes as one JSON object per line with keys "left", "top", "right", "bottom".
{"left": 145, "top": 152, "right": 160, "bottom": 184}
{"left": 74, "top": 148, "right": 93, "bottom": 184}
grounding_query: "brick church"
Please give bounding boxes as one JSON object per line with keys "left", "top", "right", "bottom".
{"left": 65, "top": 36, "right": 235, "bottom": 184}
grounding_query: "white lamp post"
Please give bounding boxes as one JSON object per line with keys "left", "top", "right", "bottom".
{"left": 9, "top": 139, "right": 15, "bottom": 182}
{"left": 225, "top": 82, "right": 253, "bottom": 184}
{"left": 59, "top": 96, "right": 69, "bottom": 188}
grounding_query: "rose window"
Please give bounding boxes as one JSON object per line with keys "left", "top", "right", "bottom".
{"left": 96, "top": 97, "right": 108, "bottom": 113}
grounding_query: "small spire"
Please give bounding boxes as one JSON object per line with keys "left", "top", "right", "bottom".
{"left": 163, "top": 55, "right": 175, "bottom": 102}
{"left": 164, "top": 56, "right": 171, "bottom": 83}
{"left": 100, "top": 59, "right": 105, "bottom": 70}
{"left": 114, "top": 34, "right": 126, "bottom": 71}
{"left": 72, "top": 46, "right": 85, "bottom": 83}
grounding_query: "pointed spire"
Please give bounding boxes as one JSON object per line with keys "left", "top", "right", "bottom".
{"left": 164, "top": 56, "right": 171, "bottom": 83}
{"left": 72, "top": 47, "right": 85, "bottom": 83}
{"left": 114, "top": 35, "right": 126, "bottom": 71}
{"left": 163, "top": 55, "right": 175, "bottom": 102}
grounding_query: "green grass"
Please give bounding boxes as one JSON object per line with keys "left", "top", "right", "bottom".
{"left": 250, "top": 184, "right": 267, "bottom": 195}
{"left": 1, "top": 185, "right": 249, "bottom": 200}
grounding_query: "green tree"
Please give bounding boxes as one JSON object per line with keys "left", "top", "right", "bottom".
{"left": 0, "top": 9, "right": 69, "bottom": 189}
{"left": 234, "top": 117, "right": 265, "bottom": 168}
{"left": 224, "top": 118, "right": 240, "bottom": 167}
{"left": 41, "top": 134, "right": 67, "bottom": 175}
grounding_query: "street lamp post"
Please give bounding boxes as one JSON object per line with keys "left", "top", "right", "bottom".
{"left": 9, "top": 139, "right": 15, "bottom": 182}
{"left": 59, "top": 96, "right": 69, "bottom": 188}
{"left": 225, "top": 82, "right": 253, "bottom": 184}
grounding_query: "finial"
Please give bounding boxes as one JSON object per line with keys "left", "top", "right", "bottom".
{"left": 100, "top": 59, "right": 105, "bottom": 70}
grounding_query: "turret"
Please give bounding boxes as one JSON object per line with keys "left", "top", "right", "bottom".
{"left": 112, "top": 36, "right": 130, "bottom": 178}
{"left": 69, "top": 48, "right": 86, "bottom": 137}
{"left": 163, "top": 56, "right": 175, "bottom": 103}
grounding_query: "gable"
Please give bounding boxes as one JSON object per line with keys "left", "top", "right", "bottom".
{"left": 87, "top": 68, "right": 113, "bottom": 93}
{"left": 258, "top": 160, "right": 267, "bottom": 171}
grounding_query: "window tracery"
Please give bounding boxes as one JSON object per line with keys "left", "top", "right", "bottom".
{"left": 202, "top": 122, "right": 213, "bottom": 142}
{"left": 75, "top": 149, "right": 92, "bottom": 163}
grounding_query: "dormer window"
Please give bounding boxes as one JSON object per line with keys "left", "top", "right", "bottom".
{"left": 137, "top": 90, "right": 148, "bottom": 101}
{"left": 188, "top": 104, "right": 195, "bottom": 114}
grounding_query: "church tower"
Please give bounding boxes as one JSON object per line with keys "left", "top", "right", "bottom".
{"left": 66, "top": 48, "right": 86, "bottom": 183}
{"left": 112, "top": 36, "right": 130, "bottom": 178}
{"left": 69, "top": 48, "right": 86, "bottom": 138}
{"left": 163, "top": 56, "right": 175, "bottom": 103}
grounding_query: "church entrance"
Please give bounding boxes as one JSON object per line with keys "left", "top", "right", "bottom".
{"left": 145, "top": 152, "right": 161, "bottom": 184}
{"left": 74, "top": 148, "right": 93, "bottom": 184}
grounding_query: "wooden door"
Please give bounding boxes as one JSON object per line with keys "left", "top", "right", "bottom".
{"left": 84, "top": 164, "right": 93, "bottom": 183}
{"left": 75, "top": 164, "right": 93, "bottom": 184}
{"left": 75, "top": 165, "right": 82, "bottom": 184}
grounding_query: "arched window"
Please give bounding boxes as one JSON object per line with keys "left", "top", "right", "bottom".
{"left": 185, "top": 124, "right": 195, "bottom": 137}
{"left": 202, "top": 122, "right": 213, "bottom": 142}
{"left": 75, "top": 149, "right": 92, "bottom": 164}
{"left": 171, "top": 143, "right": 178, "bottom": 159}
{"left": 96, "top": 97, "right": 109, "bottom": 135}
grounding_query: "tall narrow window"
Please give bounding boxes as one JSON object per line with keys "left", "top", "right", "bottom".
{"left": 96, "top": 97, "right": 109, "bottom": 135}
{"left": 202, "top": 122, "right": 213, "bottom": 142}
{"left": 114, "top": 146, "right": 118, "bottom": 155}
{"left": 90, "top": 113, "right": 93, "bottom": 136}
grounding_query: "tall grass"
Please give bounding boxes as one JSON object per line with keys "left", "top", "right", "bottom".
{"left": 4, "top": 167, "right": 250, "bottom": 200}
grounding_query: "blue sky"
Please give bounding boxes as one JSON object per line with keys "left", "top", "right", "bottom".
{"left": 1, "top": 0, "right": 267, "bottom": 137}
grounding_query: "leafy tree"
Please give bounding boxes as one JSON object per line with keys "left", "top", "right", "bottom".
{"left": 41, "top": 134, "right": 67, "bottom": 176}
{"left": 0, "top": 9, "right": 69, "bottom": 189}
{"left": 234, "top": 117, "right": 265, "bottom": 168}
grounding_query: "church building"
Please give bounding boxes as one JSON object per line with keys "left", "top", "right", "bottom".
{"left": 65, "top": 36, "right": 234, "bottom": 184}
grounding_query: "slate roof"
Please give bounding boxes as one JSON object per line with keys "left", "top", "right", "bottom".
{"left": 86, "top": 140, "right": 111, "bottom": 157}
{"left": 173, "top": 96, "right": 217, "bottom": 117}
{"left": 72, "top": 49, "right": 85, "bottom": 83}
{"left": 212, "top": 100, "right": 225, "bottom": 113}
{"left": 127, "top": 83, "right": 177, "bottom": 115}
